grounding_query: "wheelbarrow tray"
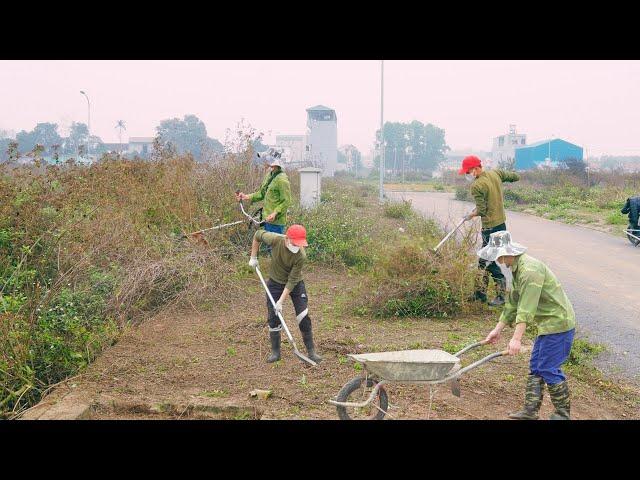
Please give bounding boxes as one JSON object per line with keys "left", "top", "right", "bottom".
{"left": 349, "top": 349, "right": 461, "bottom": 382}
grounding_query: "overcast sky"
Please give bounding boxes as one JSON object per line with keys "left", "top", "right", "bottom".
{"left": 1, "top": 60, "right": 640, "bottom": 156}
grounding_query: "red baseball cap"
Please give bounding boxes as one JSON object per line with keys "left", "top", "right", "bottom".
{"left": 286, "top": 224, "right": 308, "bottom": 247}
{"left": 458, "top": 155, "right": 482, "bottom": 175}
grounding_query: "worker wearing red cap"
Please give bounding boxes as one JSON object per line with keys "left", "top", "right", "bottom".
{"left": 459, "top": 156, "right": 520, "bottom": 306}
{"left": 249, "top": 224, "right": 322, "bottom": 364}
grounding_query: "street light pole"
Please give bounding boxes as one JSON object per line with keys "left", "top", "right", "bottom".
{"left": 80, "top": 90, "right": 91, "bottom": 156}
{"left": 378, "top": 60, "right": 385, "bottom": 200}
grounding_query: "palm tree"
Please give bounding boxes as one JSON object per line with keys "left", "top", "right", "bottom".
{"left": 115, "top": 120, "right": 126, "bottom": 153}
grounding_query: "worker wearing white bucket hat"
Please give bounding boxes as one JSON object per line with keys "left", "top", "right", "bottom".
{"left": 479, "top": 231, "right": 576, "bottom": 420}
{"left": 236, "top": 148, "right": 291, "bottom": 237}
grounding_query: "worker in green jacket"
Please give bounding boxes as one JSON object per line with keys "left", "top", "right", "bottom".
{"left": 236, "top": 148, "right": 292, "bottom": 235}
{"left": 249, "top": 224, "right": 322, "bottom": 364}
{"left": 459, "top": 155, "right": 520, "bottom": 306}
{"left": 480, "top": 230, "right": 576, "bottom": 420}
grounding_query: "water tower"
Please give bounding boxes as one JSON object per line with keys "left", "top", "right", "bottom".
{"left": 305, "top": 105, "right": 337, "bottom": 177}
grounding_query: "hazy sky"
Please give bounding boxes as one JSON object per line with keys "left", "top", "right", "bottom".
{"left": 1, "top": 60, "right": 640, "bottom": 156}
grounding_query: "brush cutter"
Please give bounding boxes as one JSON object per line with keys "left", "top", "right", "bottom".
{"left": 181, "top": 199, "right": 264, "bottom": 242}
{"left": 254, "top": 265, "right": 317, "bottom": 367}
{"left": 432, "top": 217, "right": 467, "bottom": 253}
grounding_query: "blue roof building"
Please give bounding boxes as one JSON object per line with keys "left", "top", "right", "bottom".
{"left": 514, "top": 138, "right": 583, "bottom": 170}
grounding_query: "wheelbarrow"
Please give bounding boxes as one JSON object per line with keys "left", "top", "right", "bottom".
{"left": 329, "top": 340, "right": 524, "bottom": 420}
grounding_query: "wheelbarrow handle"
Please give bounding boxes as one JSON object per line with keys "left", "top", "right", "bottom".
{"left": 453, "top": 340, "right": 487, "bottom": 357}
{"left": 441, "top": 346, "right": 532, "bottom": 383}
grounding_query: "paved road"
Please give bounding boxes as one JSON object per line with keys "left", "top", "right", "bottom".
{"left": 390, "top": 191, "right": 640, "bottom": 385}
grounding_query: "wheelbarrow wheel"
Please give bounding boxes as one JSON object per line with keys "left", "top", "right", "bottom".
{"left": 335, "top": 377, "right": 389, "bottom": 420}
{"left": 627, "top": 228, "right": 640, "bottom": 246}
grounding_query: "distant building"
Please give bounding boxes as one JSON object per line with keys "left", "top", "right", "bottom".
{"left": 276, "top": 135, "right": 305, "bottom": 164}
{"left": 514, "top": 138, "right": 583, "bottom": 170}
{"left": 99, "top": 143, "right": 126, "bottom": 154}
{"left": 127, "top": 137, "right": 155, "bottom": 156}
{"left": 491, "top": 125, "right": 527, "bottom": 167}
{"left": 305, "top": 105, "right": 337, "bottom": 177}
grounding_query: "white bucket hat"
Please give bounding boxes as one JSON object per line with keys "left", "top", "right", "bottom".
{"left": 257, "top": 148, "right": 283, "bottom": 168}
{"left": 477, "top": 231, "right": 527, "bottom": 262}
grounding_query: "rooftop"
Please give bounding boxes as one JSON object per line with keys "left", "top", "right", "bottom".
{"left": 306, "top": 105, "right": 334, "bottom": 112}
{"left": 520, "top": 138, "right": 581, "bottom": 148}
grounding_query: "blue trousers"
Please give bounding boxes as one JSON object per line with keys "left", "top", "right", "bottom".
{"left": 529, "top": 328, "right": 575, "bottom": 385}
{"left": 262, "top": 223, "right": 285, "bottom": 255}
{"left": 264, "top": 223, "right": 285, "bottom": 234}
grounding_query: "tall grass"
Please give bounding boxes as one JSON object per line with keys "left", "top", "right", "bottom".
{"left": 0, "top": 152, "right": 267, "bottom": 416}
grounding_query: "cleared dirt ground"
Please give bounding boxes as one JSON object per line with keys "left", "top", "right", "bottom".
{"left": 27, "top": 265, "right": 640, "bottom": 420}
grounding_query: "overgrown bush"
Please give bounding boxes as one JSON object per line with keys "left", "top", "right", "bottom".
{"left": 0, "top": 150, "right": 267, "bottom": 416}
{"left": 384, "top": 199, "right": 413, "bottom": 219}
{"left": 455, "top": 186, "right": 471, "bottom": 201}
{"left": 293, "top": 180, "right": 375, "bottom": 270}
{"left": 352, "top": 212, "right": 479, "bottom": 318}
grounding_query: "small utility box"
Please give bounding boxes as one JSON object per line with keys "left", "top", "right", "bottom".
{"left": 299, "top": 167, "right": 322, "bottom": 209}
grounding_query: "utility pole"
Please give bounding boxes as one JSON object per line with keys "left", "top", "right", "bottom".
{"left": 394, "top": 146, "right": 397, "bottom": 179}
{"left": 379, "top": 60, "right": 384, "bottom": 203}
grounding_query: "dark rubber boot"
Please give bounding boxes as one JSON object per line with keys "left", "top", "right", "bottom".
{"left": 489, "top": 279, "right": 506, "bottom": 307}
{"left": 468, "top": 290, "right": 487, "bottom": 303}
{"left": 508, "top": 375, "right": 544, "bottom": 420}
{"left": 547, "top": 381, "right": 571, "bottom": 420}
{"left": 266, "top": 330, "right": 281, "bottom": 363}
{"left": 301, "top": 329, "right": 322, "bottom": 364}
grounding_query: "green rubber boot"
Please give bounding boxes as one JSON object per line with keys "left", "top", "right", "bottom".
{"left": 266, "top": 330, "right": 281, "bottom": 363}
{"left": 508, "top": 375, "right": 545, "bottom": 420}
{"left": 301, "top": 328, "right": 322, "bottom": 364}
{"left": 547, "top": 381, "right": 571, "bottom": 420}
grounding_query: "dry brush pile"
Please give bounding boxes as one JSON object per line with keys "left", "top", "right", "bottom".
{"left": 293, "top": 178, "right": 483, "bottom": 319}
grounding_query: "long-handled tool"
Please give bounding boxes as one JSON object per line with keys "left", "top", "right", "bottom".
{"left": 238, "top": 199, "right": 265, "bottom": 227}
{"left": 432, "top": 217, "right": 467, "bottom": 253}
{"left": 254, "top": 266, "right": 317, "bottom": 366}
{"left": 181, "top": 200, "right": 263, "bottom": 241}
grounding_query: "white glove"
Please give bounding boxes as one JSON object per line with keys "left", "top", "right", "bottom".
{"left": 274, "top": 299, "right": 283, "bottom": 315}
{"left": 248, "top": 256, "right": 259, "bottom": 269}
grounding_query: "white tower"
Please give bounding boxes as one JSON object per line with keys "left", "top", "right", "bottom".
{"left": 305, "top": 105, "right": 337, "bottom": 177}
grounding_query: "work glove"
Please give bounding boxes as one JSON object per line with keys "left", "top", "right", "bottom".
{"left": 249, "top": 256, "right": 259, "bottom": 269}
{"left": 274, "top": 299, "right": 283, "bottom": 315}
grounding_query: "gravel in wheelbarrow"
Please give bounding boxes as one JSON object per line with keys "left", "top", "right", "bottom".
{"left": 348, "top": 349, "right": 461, "bottom": 382}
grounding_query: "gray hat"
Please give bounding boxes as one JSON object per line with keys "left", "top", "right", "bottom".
{"left": 477, "top": 231, "right": 527, "bottom": 262}
{"left": 257, "top": 148, "right": 283, "bottom": 167}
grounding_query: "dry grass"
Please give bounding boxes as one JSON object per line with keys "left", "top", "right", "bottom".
{"left": 0, "top": 148, "right": 281, "bottom": 415}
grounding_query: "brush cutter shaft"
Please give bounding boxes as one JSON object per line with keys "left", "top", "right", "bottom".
{"left": 239, "top": 201, "right": 264, "bottom": 226}
{"left": 434, "top": 218, "right": 466, "bottom": 252}
{"left": 189, "top": 220, "right": 244, "bottom": 235}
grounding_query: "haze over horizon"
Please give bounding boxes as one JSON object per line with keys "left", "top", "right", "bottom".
{"left": 2, "top": 60, "right": 640, "bottom": 157}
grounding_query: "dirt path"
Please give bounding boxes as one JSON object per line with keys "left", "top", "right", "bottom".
{"left": 389, "top": 190, "right": 640, "bottom": 386}
{"left": 24, "top": 265, "right": 640, "bottom": 420}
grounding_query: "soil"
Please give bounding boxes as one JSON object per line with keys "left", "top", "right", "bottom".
{"left": 30, "top": 265, "right": 640, "bottom": 420}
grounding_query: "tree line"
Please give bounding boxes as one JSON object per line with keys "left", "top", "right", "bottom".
{"left": 0, "top": 114, "right": 236, "bottom": 163}
{"left": 375, "top": 120, "right": 450, "bottom": 174}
